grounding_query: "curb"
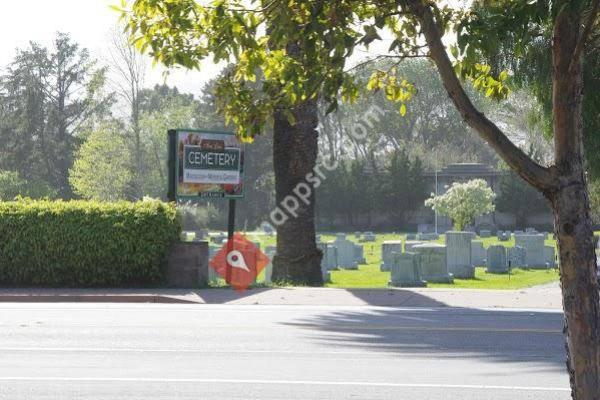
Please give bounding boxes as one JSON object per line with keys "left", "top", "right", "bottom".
{"left": 0, "top": 295, "right": 199, "bottom": 304}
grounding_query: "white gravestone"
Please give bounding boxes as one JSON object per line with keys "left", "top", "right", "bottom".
{"left": 514, "top": 234, "right": 546, "bottom": 268}
{"left": 544, "top": 246, "right": 556, "bottom": 268}
{"left": 486, "top": 245, "right": 508, "bottom": 273}
{"left": 333, "top": 234, "right": 358, "bottom": 269}
{"left": 380, "top": 240, "right": 403, "bottom": 272}
{"left": 317, "top": 242, "right": 339, "bottom": 271}
{"left": 446, "top": 231, "right": 474, "bottom": 279}
{"left": 405, "top": 240, "right": 424, "bottom": 252}
{"left": 389, "top": 251, "right": 426, "bottom": 287}
{"left": 507, "top": 245, "right": 527, "bottom": 268}
{"left": 413, "top": 243, "right": 453, "bottom": 283}
{"left": 471, "top": 240, "right": 486, "bottom": 266}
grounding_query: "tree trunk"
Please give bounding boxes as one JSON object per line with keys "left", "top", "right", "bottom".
{"left": 271, "top": 98, "right": 323, "bottom": 285}
{"left": 408, "top": 2, "right": 600, "bottom": 396}
{"left": 550, "top": 178, "right": 600, "bottom": 400}
{"left": 550, "top": 8, "right": 600, "bottom": 399}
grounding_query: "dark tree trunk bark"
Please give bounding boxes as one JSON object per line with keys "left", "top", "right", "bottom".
{"left": 271, "top": 98, "right": 323, "bottom": 285}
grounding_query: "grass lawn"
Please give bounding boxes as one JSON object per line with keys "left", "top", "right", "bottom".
{"left": 222, "top": 231, "right": 561, "bottom": 290}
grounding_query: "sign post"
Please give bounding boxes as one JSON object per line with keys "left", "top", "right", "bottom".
{"left": 168, "top": 129, "right": 245, "bottom": 284}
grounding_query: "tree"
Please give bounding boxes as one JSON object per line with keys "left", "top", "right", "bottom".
{"left": 120, "top": 2, "right": 600, "bottom": 395}
{"left": 107, "top": 28, "right": 147, "bottom": 198}
{"left": 69, "top": 122, "right": 132, "bottom": 201}
{"left": 425, "top": 179, "right": 495, "bottom": 231}
{"left": 0, "top": 32, "right": 113, "bottom": 198}
{"left": 496, "top": 166, "right": 551, "bottom": 229}
{"left": 0, "top": 170, "right": 56, "bottom": 201}
{"left": 379, "top": 149, "right": 427, "bottom": 227}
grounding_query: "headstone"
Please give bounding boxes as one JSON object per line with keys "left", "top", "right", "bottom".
{"left": 167, "top": 241, "right": 209, "bottom": 287}
{"left": 212, "top": 233, "right": 227, "bottom": 244}
{"left": 362, "top": 232, "right": 376, "bottom": 242}
{"left": 406, "top": 233, "right": 417, "bottom": 240}
{"left": 418, "top": 232, "right": 439, "bottom": 241}
{"left": 354, "top": 231, "right": 361, "bottom": 239}
{"left": 507, "top": 245, "right": 527, "bottom": 268}
{"left": 263, "top": 249, "right": 275, "bottom": 284}
{"left": 405, "top": 240, "right": 424, "bottom": 252}
{"left": 514, "top": 234, "right": 546, "bottom": 268}
{"left": 497, "top": 231, "right": 510, "bottom": 241}
{"left": 380, "top": 240, "right": 403, "bottom": 271}
{"left": 514, "top": 230, "right": 524, "bottom": 235}
{"left": 445, "top": 231, "right": 474, "bottom": 278}
{"left": 486, "top": 245, "right": 508, "bottom": 273}
{"left": 333, "top": 233, "right": 358, "bottom": 269}
{"left": 315, "top": 234, "right": 321, "bottom": 243}
{"left": 318, "top": 242, "right": 338, "bottom": 271}
{"left": 193, "top": 229, "right": 209, "bottom": 242}
{"left": 208, "top": 245, "right": 220, "bottom": 283}
{"left": 354, "top": 244, "right": 366, "bottom": 264}
{"left": 412, "top": 243, "right": 453, "bottom": 283}
{"left": 389, "top": 251, "right": 426, "bottom": 287}
{"left": 525, "top": 227, "right": 538, "bottom": 234}
{"left": 471, "top": 240, "right": 486, "bottom": 266}
{"left": 544, "top": 246, "right": 556, "bottom": 268}
{"left": 479, "top": 229, "right": 491, "bottom": 238}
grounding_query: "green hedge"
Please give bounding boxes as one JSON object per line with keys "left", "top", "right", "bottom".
{"left": 0, "top": 199, "right": 181, "bottom": 287}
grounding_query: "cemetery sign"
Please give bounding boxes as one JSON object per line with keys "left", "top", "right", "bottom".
{"left": 168, "top": 129, "right": 245, "bottom": 200}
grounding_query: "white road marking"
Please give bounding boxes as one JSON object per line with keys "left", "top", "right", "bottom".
{"left": 0, "top": 377, "right": 571, "bottom": 391}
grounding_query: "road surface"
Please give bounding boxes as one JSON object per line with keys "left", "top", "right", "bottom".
{"left": 0, "top": 303, "right": 569, "bottom": 399}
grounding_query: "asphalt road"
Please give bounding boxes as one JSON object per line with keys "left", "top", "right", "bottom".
{"left": 0, "top": 303, "right": 570, "bottom": 399}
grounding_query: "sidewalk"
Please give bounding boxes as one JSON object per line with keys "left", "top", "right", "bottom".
{"left": 0, "top": 283, "right": 563, "bottom": 309}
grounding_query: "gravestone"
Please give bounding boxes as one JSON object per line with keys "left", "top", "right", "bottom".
{"left": 389, "top": 251, "right": 426, "bottom": 287}
{"left": 418, "top": 232, "right": 440, "bottom": 241}
{"left": 413, "top": 243, "right": 453, "bottom": 283}
{"left": 354, "top": 231, "right": 361, "bottom": 238}
{"left": 525, "top": 227, "right": 538, "bottom": 234}
{"left": 315, "top": 234, "right": 321, "bottom": 243}
{"left": 486, "top": 245, "right": 508, "bottom": 273}
{"left": 471, "top": 240, "right": 486, "bottom": 266}
{"left": 263, "top": 249, "right": 276, "bottom": 284}
{"left": 479, "top": 229, "right": 491, "bottom": 238}
{"left": 354, "top": 244, "right": 366, "bottom": 264}
{"left": 380, "top": 240, "right": 403, "bottom": 271}
{"left": 406, "top": 233, "right": 417, "bottom": 240}
{"left": 362, "top": 232, "right": 376, "bottom": 242}
{"left": 446, "top": 231, "right": 474, "bottom": 278}
{"left": 334, "top": 233, "right": 359, "bottom": 269}
{"left": 544, "top": 246, "right": 556, "bottom": 268}
{"left": 167, "top": 241, "right": 209, "bottom": 287}
{"left": 208, "top": 245, "right": 220, "bottom": 283}
{"left": 405, "top": 240, "right": 424, "bottom": 252}
{"left": 497, "top": 231, "right": 510, "bottom": 241}
{"left": 318, "top": 242, "right": 339, "bottom": 271}
{"left": 514, "top": 234, "right": 546, "bottom": 268}
{"left": 514, "top": 230, "right": 524, "bottom": 235}
{"left": 212, "top": 233, "right": 227, "bottom": 244}
{"left": 507, "top": 245, "right": 527, "bottom": 268}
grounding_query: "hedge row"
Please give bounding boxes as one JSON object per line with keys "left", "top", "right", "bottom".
{"left": 0, "top": 199, "right": 181, "bottom": 287}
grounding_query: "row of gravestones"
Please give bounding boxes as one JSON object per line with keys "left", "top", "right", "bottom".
{"left": 382, "top": 232, "right": 557, "bottom": 287}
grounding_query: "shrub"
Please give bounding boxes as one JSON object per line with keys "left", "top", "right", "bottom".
{"left": 0, "top": 198, "right": 180, "bottom": 287}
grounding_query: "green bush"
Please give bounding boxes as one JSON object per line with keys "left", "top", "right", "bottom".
{"left": 0, "top": 198, "right": 181, "bottom": 287}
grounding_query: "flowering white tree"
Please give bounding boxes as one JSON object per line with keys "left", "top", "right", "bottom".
{"left": 425, "top": 179, "right": 496, "bottom": 231}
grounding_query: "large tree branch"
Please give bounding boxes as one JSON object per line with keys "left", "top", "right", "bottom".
{"left": 570, "top": 0, "right": 600, "bottom": 73}
{"left": 406, "top": 0, "right": 555, "bottom": 192}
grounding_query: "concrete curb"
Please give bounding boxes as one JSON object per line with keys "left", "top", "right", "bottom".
{"left": 0, "top": 294, "right": 198, "bottom": 304}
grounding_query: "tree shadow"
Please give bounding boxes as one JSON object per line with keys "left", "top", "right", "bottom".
{"left": 277, "top": 290, "right": 566, "bottom": 369}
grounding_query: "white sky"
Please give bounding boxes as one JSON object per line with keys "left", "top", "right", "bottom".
{"left": 0, "top": 1, "right": 455, "bottom": 99}
{"left": 0, "top": 0, "right": 223, "bottom": 97}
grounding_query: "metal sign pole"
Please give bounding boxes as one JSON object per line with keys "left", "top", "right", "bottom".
{"left": 226, "top": 198, "right": 236, "bottom": 284}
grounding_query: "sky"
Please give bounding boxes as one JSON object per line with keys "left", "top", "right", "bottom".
{"left": 0, "top": 0, "right": 223, "bottom": 97}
